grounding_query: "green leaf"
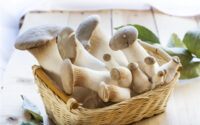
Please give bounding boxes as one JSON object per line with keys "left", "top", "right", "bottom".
{"left": 21, "top": 95, "right": 43, "bottom": 123}
{"left": 180, "top": 58, "right": 200, "bottom": 79}
{"left": 156, "top": 45, "right": 193, "bottom": 66}
{"left": 183, "top": 28, "right": 200, "bottom": 58}
{"left": 115, "top": 24, "right": 160, "bottom": 44}
{"left": 168, "top": 33, "right": 186, "bottom": 48}
{"left": 21, "top": 120, "right": 42, "bottom": 125}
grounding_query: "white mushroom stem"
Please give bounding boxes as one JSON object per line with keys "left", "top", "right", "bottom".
{"left": 99, "top": 81, "right": 131, "bottom": 102}
{"left": 159, "top": 56, "right": 182, "bottom": 83}
{"left": 57, "top": 27, "right": 106, "bottom": 71}
{"left": 103, "top": 53, "right": 132, "bottom": 88}
{"left": 29, "top": 39, "right": 63, "bottom": 86}
{"left": 76, "top": 15, "right": 129, "bottom": 67}
{"left": 144, "top": 56, "right": 165, "bottom": 88}
{"left": 128, "top": 62, "right": 152, "bottom": 94}
{"left": 110, "top": 26, "right": 159, "bottom": 79}
{"left": 61, "top": 59, "right": 131, "bottom": 102}
{"left": 103, "top": 54, "right": 119, "bottom": 70}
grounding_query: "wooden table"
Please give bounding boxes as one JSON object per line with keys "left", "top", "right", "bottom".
{"left": 1, "top": 9, "right": 200, "bottom": 125}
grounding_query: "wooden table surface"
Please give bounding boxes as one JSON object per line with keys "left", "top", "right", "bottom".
{"left": 1, "top": 9, "right": 200, "bottom": 125}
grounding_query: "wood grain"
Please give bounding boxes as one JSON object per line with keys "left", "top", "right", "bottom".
{"left": 153, "top": 10, "right": 198, "bottom": 45}
{"left": 67, "top": 10, "right": 112, "bottom": 35}
{"left": 19, "top": 12, "right": 69, "bottom": 35}
{"left": 112, "top": 10, "right": 158, "bottom": 36}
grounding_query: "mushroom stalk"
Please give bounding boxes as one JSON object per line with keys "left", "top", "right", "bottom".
{"left": 103, "top": 53, "right": 119, "bottom": 70}
{"left": 103, "top": 53, "right": 132, "bottom": 88}
{"left": 159, "top": 56, "right": 182, "bottom": 83}
{"left": 76, "top": 15, "right": 129, "bottom": 67}
{"left": 99, "top": 82, "right": 131, "bottom": 102}
{"left": 128, "top": 62, "right": 152, "bottom": 94}
{"left": 61, "top": 59, "right": 131, "bottom": 102}
{"left": 57, "top": 27, "right": 106, "bottom": 71}
{"left": 144, "top": 56, "right": 165, "bottom": 88}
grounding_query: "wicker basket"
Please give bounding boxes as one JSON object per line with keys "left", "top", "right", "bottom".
{"left": 32, "top": 41, "right": 180, "bottom": 125}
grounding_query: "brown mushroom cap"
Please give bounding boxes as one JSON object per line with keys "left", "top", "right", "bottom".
{"left": 128, "top": 62, "right": 138, "bottom": 71}
{"left": 56, "top": 27, "right": 76, "bottom": 60}
{"left": 144, "top": 56, "right": 156, "bottom": 65}
{"left": 15, "top": 25, "right": 61, "bottom": 50}
{"left": 109, "top": 26, "right": 138, "bottom": 51}
{"left": 76, "top": 15, "right": 100, "bottom": 43}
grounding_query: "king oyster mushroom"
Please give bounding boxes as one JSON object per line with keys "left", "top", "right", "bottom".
{"left": 109, "top": 26, "right": 165, "bottom": 87}
{"left": 128, "top": 62, "right": 152, "bottom": 94}
{"left": 159, "top": 56, "right": 182, "bottom": 83}
{"left": 76, "top": 15, "right": 129, "bottom": 67}
{"left": 15, "top": 25, "right": 64, "bottom": 88}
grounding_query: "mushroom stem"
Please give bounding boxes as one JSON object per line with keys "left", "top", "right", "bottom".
{"left": 103, "top": 53, "right": 132, "bottom": 88}
{"left": 76, "top": 15, "right": 129, "bottom": 67}
{"left": 57, "top": 27, "right": 106, "bottom": 71}
{"left": 99, "top": 81, "right": 131, "bottom": 102}
{"left": 61, "top": 59, "right": 131, "bottom": 102}
{"left": 143, "top": 56, "right": 165, "bottom": 88}
{"left": 60, "top": 59, "right": 110, "bottom": 94}
{"left": 128, "top": 62, "right": 152, "bottom": 94}
{"left": 29, "top": 39, "right": 63, "bottom": 86}
{"left": 103, "top": 53, "right": 119, "bottom": 70}
{"left": 159, "top": 56, "right": 182, "bottom": 83}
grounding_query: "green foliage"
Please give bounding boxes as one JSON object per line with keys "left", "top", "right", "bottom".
{"left": 180, "top": 58, "right": 200, "bottom": 79}
{"left": 183, "top": 28, "right": 200, "bottom": 58}
{"left": 161, "top": 47, "right": 193, "bottom": 66}
{"left": 21, "top": 95, "right": 43, "bottom": 125}
{"left": 168, "top": 33, "right": 186, "bottom": 48}
{"left": 115, "top": 24, "right": 160, "bottom": 44}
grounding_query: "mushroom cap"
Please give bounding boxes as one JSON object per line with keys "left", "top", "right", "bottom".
{"left": 61, "top": 59, "right": 74, "bottom": 95}
{"left": 56, "top": 27, "right": 76, "bottom": 60}
{"left": 103, "top": 53, "right": 111, "bottom": 61}
{"left": 128, "top": 62, "right": 138, "bottom": 71}
{"left": 15, "top": 25, "right": 61, "bottom": 50}
{"left": 144, "top": 56, "right": 156, "bottom": 65}
{"left": 109, "top": 26, "right": 138, "bottom": 50}
{"left": 110, "top": 68, "right": 120, "bottom": 80}
{"left": 76, "top": 15, "right": 100, "bottom": 42}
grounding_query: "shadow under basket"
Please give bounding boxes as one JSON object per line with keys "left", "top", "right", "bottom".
{"left": 32, "top": 41, "right": 180, "bottom": 125}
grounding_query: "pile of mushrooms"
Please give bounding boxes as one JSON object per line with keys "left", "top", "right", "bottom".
{"left": 15, "top": 15, "right": 182, "bottom": 108}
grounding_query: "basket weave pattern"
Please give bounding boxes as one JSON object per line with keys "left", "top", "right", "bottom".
{"left": 33, "top": 45, "right": 180, "bottom": 125}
